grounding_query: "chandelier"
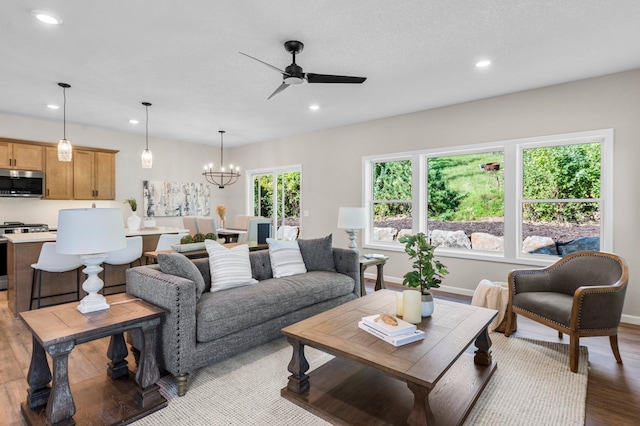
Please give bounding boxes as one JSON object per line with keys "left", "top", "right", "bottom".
{"left": 202, "top": 130, "right": 241, "bottom": 188}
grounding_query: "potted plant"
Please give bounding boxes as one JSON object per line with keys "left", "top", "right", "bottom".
{"left": 124, "top": 198, "right": 141, "bottom": 231}
{"left": 398, "top": 232, "right": 448, "bottom": 317}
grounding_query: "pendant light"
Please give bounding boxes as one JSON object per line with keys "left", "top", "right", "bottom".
{"left": 202, "top": 130, "right": 241, "bottom": 188}
{"left": 141, "top": 102, "right": 153, "bottom": 168}
{"left": 57, "top": 83, "right": 72, "bottom": 161}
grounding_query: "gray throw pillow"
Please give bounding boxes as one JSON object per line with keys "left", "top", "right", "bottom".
{"left": 158, "top": 253, "right": 206, "bottom": 300}
{"left": 298, "top": 234, "right": 336, "bottom": 272}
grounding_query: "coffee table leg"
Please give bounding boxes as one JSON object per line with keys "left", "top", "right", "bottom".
{"left": 47, "top": 341, "right": 76, "bottom": 425}
{"left": 107, "top": 332, "right": 129, "bottom": 379}
{"left": 26, "top": 336, "right": 52, "bottom": 409}
{"left": 406, "top": 382, "right": 435, "bottom": 426}
{"left": 286, "top": 337, "right": 310, "bottom": 393}
{"left": 474, "top": 326, "right": 493, "bottom": 366}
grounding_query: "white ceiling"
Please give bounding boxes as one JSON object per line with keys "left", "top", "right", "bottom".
{"left": 1, "top": 1, "right": 639, "bottom": 148}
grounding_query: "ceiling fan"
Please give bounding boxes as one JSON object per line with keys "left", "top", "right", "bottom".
{"left": 240, "top": 40, "right": 367, "bottom": 100}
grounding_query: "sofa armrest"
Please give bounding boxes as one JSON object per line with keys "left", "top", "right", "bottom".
{"left": 333, "top": 248, "right": 361, "bottom": 297}
{"left": 126, "top": 266, "right": 197, "bottom": 375}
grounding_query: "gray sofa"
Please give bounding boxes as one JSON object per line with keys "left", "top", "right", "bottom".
{"left": 126, "top": 245, "right": 359, "bottom": 396}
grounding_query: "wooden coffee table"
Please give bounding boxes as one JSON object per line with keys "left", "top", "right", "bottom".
{"left": 281, "top": 289, "right": 498, "bottom": 426}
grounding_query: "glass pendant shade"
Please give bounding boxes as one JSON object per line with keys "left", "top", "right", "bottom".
{"left": 58, "top": 138, "right": 72, "bottom": 161}
{"left": 141, "top": 148, "right": 153, "bottom": 168}
{"left": 57, "top": 83, "right": 72, "bottom": 162}
{"left": 141, "top": 102, "right": 152, "bottom": 168}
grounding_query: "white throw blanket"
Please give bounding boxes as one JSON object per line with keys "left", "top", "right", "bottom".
{"left": 471, "top": 279, "right": 508, "bottom": 332}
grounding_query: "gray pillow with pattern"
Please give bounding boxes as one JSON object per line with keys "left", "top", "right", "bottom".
{"left": 298, "top": 234, "right": 336, "bottom": 272}
{"left": 158, "top": 253, "right": 206, "bottom": 300}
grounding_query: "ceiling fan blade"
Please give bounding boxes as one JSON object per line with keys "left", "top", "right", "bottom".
{"left": 239, "top": 52, "right": 290, "bottom": 76}
{"left": 267, "top": 82, "right": 290, "bottom": 100}
{"left": 306, "top": 73, "right": 367, "bottom": 84}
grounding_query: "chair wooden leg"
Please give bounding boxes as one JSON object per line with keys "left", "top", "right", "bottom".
{"left": 569, "top": 333, "right": 580, "bottom": 373}
{"left": 609, "top": 335, "right": 623, "bottom": 364}
{"left": 504, "top": 305, "right": 514, "bottom": 337}
{"left": 30, "top": 269, "right": 38, "bottom": 310}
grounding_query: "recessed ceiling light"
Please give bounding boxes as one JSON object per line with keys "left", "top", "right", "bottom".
{"left": 129, "top": 119, "right": 139, "bottom": 124}
{"left": 31, "top": 10, "right": 62, "bottom": 25}
{"left": 309, "top": 104, "right": 320, "bottom": 111}
{"left": 46, "top": 104, "right": 59, "bottom": 110}
{"left": 475, "top": 60, "right": 491, "bottom": 68}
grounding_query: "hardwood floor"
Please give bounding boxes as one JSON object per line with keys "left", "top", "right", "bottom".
{"left": 1, "top": 284, "right": 639, "bottom": 425}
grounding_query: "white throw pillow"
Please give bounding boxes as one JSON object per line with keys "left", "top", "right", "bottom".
{"left": 205, "top": 240, "right": 258, "bottom": 292}
{"left": 266, "top": 238, "right": 307, "bottom": 278}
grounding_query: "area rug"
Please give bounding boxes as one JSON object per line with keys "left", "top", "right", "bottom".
{"left": 132, "top": 333, "right": 588, "bottom": 425}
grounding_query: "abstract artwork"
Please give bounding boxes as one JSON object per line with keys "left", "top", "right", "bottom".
{"left": 143, "top": 180, "right": 210, "bottom": 217}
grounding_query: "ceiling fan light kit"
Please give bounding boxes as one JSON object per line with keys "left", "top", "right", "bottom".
{"left": 239, "top": 40, "right": 367, "bottom": 100}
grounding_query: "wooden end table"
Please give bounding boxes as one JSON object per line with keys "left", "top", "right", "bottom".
{"left": 281, "top": 289, "right": 497, "bottom": 426}
{"left": 20, "top": 293, "right": 167, "bottom": 425}
{"left": 359, "top": 255, "right": 388, "bottom": 296}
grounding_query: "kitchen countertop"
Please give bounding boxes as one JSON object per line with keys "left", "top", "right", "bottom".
{"left": 4, "top": 227, "right": 188, "bottom": 243}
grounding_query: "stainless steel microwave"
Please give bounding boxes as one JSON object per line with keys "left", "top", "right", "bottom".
{"left": 0, "top": 169, "right": 44, "bottom": 197}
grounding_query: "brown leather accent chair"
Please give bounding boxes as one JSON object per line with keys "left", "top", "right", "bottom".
{"left": 504, "top": 251, "right": 628, "bottom": 372}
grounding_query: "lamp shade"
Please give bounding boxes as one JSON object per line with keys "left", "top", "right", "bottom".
{"left": 56, "top": 208, "right": 126, "bottom": 255}
{"left": 337, "top": 207, "right": 367, "bottom": 230}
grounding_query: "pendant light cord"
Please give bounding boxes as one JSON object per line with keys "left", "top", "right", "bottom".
{"left": 145, "top": 103, "right": 149, "bottom": 150}
{"left": 62, "top": 86, "right": 67, "bottom": 140}
{"left": 219, "top": 130, "right": 224, "bottom": 168}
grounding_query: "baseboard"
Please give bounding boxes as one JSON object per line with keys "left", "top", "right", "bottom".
{"left": 621, "top": 314, "right": 640, "bottom": 326}
{"left": 364, "top": 272, "right": 640, "bottom": 325}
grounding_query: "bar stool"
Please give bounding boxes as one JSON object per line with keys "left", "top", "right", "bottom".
{"left": 30, "top": 242, "right": 83, "bottom": 310}
{"left": 102, "top": 236, "right": 143, "bottom": 295}
{"left": 146, "top": 233, "right": 188, "bottom": 264}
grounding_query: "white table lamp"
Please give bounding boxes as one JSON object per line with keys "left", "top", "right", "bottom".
{"left": 337, "top": 207, "right": 366, "bottom": 250}
{"left": 56, "top": 208, "right": 126, "bottom": 313}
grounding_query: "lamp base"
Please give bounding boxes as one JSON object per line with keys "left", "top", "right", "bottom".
{"left": 77, "top": 253, "right": 110, "bottom": 314}
{"left": 345, "top": 229, "right": 360, "bottom": 250}
{"left": 77, "top": 294, "right": 110, "bottom": 313}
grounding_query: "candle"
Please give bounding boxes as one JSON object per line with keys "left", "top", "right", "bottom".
{"left": 396, "top": 292, "right": 404, "bottom": 316}
{"left": 403, "top": 290, "right": 422, "bottom": 324}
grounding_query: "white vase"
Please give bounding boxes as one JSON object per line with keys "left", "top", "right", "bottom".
{"left": 127, "top": 211, "right": 141, "bottom": 231}
{"left": 421, "top": 293, "right": 435, "bottom": 317}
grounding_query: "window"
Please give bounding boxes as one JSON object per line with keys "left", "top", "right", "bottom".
{"left": 371, "top": 159, "right": 412, "bottom": 243}
{"left": 248, "top": 166, "right": 301, "bottom": 239}
{"left": 363, "top": 129, "right": 612, "bottom": 265}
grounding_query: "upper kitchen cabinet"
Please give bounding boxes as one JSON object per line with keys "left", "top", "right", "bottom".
{"left": 44, "top": 146, "right": 73, "bottom": 199}
{"left": 73, "top": 149, "right": 116, "bottom": 200}
{"left": 0, "top": 140, "right": 44, "bottom": 171}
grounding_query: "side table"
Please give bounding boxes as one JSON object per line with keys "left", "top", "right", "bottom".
{"left": 20, "top": 293, "right": 167, "bottom": 425}
{"left": 359, "top": 256, "right": 388, "bottom": 296}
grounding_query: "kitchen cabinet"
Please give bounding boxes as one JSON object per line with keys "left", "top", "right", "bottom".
{"left": 0, "top": 141, "right": 43, "bottom": 171}
{"left": 73, "top": 149, "right": 116, "bottom": 200}
{"left": 44, "top": 146, "right": 73, "bottom": 199}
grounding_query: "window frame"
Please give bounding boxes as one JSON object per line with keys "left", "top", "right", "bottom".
{"left": 363, "top": 129, "right": 613, "bottom": 266}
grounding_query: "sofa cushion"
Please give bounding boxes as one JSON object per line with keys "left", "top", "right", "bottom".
{"left": 266, "top": 238, "right": 307, "bottom": 278}
{"left": 195, "top": 271, "right": 355, "bottom": 342}
{"left": 298, "top": 234, "right": 336, "bottom": 272}
{"left": 158, "top": 253, "right": 206, "bottom": 300}
{"left": 205, "top": 240, "right": 258, "bottom": 292}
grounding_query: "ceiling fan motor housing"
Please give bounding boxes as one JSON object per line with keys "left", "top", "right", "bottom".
{"left": 284, "top": 63, "right": 304, "bottom": 84}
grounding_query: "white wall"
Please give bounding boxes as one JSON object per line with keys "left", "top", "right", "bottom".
{"left": 229, "top": 69, "right": 640, "bottom": 322}
{"left": 1, "top": 70, "right": 638, "bottom": 321}
{"left": 0, "top": 113, "right": 232, "bottom": 228}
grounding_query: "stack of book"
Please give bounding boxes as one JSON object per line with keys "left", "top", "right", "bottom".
{"left": 358, "top": 314, "right": 425, "bottom": 347}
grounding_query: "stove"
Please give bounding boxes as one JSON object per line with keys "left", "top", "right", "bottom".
{"left": 0, "top": 221, "right": 49, "bottom": 236}
{"left": 0, "top": 222, "right": 50, "bottom": 290}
